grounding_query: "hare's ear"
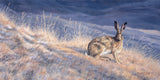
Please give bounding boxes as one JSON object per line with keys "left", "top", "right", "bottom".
{"left": 121, "top": 22, "right": 127, "bottom": 32}
{"left": 114, "top": 21, "right": 120, "bottom": 32}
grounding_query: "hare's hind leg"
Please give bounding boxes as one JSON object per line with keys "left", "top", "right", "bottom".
{"left": 95, "top": 55, "right": 110, "bottom": 61}
{"left": 95, "top": 48, "right": 111, "bottom": 61}
{"left": 95, "top": 52, "right": 101, "bottom": 59}
{"left": 95, "top": 48, "right": 105, "bottom": 59}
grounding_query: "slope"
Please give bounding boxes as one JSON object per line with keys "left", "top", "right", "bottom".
{"left": 0, "top": 12, "right": 160, "bottom": 80}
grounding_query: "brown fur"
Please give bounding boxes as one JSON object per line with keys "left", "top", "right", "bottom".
{"left": 87, "top": 21, "right": 127, "bottom": 64}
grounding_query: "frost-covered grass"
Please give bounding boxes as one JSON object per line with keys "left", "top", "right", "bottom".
{"left": 0, "top": 11, "right": 160, "bottom": 80}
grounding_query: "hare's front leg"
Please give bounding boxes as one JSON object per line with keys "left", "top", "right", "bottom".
{"left": 117, "top": 55, "right": 121, "bottom": 63}
{"left": 112, "top": 52, "right": 120, "bottom": 64}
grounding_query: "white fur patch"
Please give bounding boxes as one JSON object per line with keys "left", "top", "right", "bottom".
{"left": 100, "top": 48, "right": 111, "bottom": 56}
{"left": 116, "top": 50, "right": 121, "bottom": 54}
{"left": 85, "top": 52, "right": 88, "bottom": 56}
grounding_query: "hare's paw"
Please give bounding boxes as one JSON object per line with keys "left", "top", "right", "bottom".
{"left": 115, "top": 60, "right": 122, "bottom": 64}
{"left": 99, "top": 57, "right": 111, "bottom": 62}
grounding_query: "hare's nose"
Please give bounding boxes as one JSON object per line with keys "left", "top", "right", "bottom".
{"left": 117, "top": 39, "right": 121, "bottom": 41}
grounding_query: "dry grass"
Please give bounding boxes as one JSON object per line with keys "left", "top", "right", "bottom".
{"left": 53, "top": 36, "right": 160, "bottom": 80}
{"left": 59, "top": 35, "right": 91, "bottom": 49}
{"left": 34, "top": 28, "right": 59, "bottom": 44}
{"left": 0, "top": 12, "right": 16, "bottom": 28}
{"left": 118, "top": 49, "right": 160, "bottom": 80}
{"left": 0, "top": 11, "right": 160, "bottom": 80}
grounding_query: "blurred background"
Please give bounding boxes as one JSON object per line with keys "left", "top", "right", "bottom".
{"left": 1, "top": 0, "right": 160, "bottom": 30}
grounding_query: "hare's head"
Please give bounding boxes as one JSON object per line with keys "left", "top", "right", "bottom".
{"left": 114, "top": 21, "right": 127, "bottom": 41}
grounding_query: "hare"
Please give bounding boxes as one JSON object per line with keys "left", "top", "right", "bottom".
{"left": 87, "top": 21, "right": 127, "bottom": 64}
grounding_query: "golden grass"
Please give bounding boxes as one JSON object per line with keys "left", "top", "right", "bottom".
{"left": 59, "top": 35, "right": 91, "bottom": 49}
{"left": 118, "top": 49, "right": 160, "bottom": 80}
{"left": 54, "top": 38, "right": 160, "bottom": 80}
{"left": 0, "top": 43, "right": 14, "bottom": 55}
{"left": 34, "top": 28, "right": 59, "bottom": 43}
{"left": 0, "top": 11, "right": 160, "bottom": 80}
{"left": 0, "top": 12, "right": 16, "bottom": 28}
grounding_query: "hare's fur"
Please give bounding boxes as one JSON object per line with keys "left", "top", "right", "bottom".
{"left": 87, "top": 21, "right": 127, "bottom": 64}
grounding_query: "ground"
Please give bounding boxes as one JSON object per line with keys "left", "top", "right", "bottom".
{"left": 0, "top": 12, "right": 160, "bottom": 80}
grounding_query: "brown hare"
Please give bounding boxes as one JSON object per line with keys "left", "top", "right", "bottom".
{"left": 87, "top": 21, "right": 127, "bottom": 64}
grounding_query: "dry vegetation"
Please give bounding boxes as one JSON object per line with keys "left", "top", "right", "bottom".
{"left": 0, "top": 12, "right": 160, "bottom": 80}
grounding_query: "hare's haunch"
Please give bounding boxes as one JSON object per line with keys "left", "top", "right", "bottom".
{"left": 87, "top": 21, "right": 127, "bottom": 64}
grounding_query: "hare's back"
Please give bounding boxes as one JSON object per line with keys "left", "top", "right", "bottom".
{"left": 89, "top": 36, "right": 113, "bottom": 47}
{"left": 91, "top": 36, "right": 113, "bottom": 47}
{"left": 92, "top": 36, "right": 113, "bottom": 42}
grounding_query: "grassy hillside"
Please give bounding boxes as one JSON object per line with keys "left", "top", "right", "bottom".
{"left": 0, "top": 12, "right": 160, "bottom": 80}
